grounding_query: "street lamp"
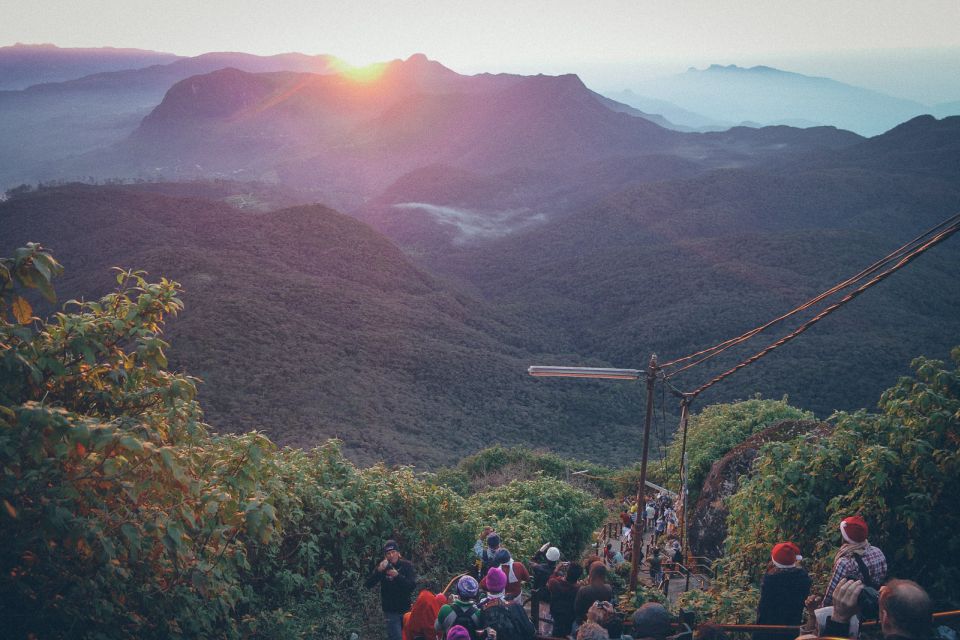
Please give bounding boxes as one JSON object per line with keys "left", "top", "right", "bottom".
{"left": 529, "top": 355, "right": 659, "bottom": 593}
{"left": 527, "top": 366, "right": 641, "bottom": 380}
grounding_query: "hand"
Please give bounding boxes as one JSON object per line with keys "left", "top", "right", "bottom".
{"left": 386, "top": 568, "right": 399, "bottom": 578}
{"left": 486, "top": 629, "right": 497, "bottom": 640}
{"left": 378, "top": 559, "right": 389, "bottom": 572}
{"left": 804, "top": 594, "right": 820, "bottom": 613}
{"left": 831, "top": 578, "right": 863, "bottom": 624}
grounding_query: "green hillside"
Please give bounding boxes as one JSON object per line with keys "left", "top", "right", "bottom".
{"left": 0, "top": 185, "right": 648, "bottom": 467}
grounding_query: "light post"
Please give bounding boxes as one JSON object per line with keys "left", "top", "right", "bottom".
{"left": 528, "top": 354, "right": 659, "bottom": 593}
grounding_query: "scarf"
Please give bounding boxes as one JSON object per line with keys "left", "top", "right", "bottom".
{"left": 832, "top": 540, "right": 869, "bottom": 574}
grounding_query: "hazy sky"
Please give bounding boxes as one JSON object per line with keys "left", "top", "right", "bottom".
{"left": 5, "top": 0, "right": 960, "bottom": 102}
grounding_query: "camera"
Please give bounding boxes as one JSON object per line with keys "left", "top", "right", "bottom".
{"left": 858, "top": 586, "right": 880, "bottom": 620}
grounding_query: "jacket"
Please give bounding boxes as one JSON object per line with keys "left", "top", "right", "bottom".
{"left": 365, "top": 558, "right": 417, "bottom": 614}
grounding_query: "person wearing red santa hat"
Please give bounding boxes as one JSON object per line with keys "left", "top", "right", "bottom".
{"left": 822, "top": 515, "right": 887, "bottom": 606}
{"left": 755, "top": 542, "right": 811, "bottom": 640}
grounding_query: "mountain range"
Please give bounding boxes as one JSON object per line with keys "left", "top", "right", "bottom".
{"left": 610, "top": 64, "right": 958, "bottom": 136}
{"left": 3, "top": 45, "right": 959, "bottom": 467}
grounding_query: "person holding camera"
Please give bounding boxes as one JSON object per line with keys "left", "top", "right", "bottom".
{"left": 822, "top": 578, "right": 934, "bottom": 640}
{"left": 365, "top": 539, "right": 417, "bottom": 640}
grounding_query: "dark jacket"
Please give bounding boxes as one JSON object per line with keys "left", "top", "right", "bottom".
{"left": 547, "top": 576, "right": 579, "bottom": 636}
{"left": 365, "top": 558, "right": 417, "bottom": 614}
{"left": 574, "top": 583, "right": 614, "bottom": 622}
{"left": 756, "top": 567, "right": 811, "bottom": 640}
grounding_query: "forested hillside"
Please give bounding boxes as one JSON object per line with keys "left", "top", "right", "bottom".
{"left": 0, "top": 186, "right": 647, "bottom": 467}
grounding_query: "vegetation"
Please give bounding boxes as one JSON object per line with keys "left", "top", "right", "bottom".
{"left": 0, "top": 248, "right": 606, "bottom": 639}
{"left": 719, "top": 348, "right": 960, "bottom": 608}
{"left": 656, "top": 397, "right": 813, "bottom": 505}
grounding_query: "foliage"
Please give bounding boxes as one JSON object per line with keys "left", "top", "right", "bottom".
{"left": 441, "top": 445, "right": 621, "bottom": 497}
{"left": 721, "top": 349, "right": 960, "bottom": 607}
{"left": 658, "top": 397, "right": 813, "bottom": 505}
{"left": 465, "top": 477, "right": 605, "bottom": 562}
{"left": 674, "top": 587, "right": 760, "bottom": 624}
{"left": 0, "top": 246, "right": 608, "bottom": 638}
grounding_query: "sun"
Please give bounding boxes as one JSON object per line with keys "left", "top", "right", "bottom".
{"left": 330, "top": 58, "right": 389, "bottom": 83}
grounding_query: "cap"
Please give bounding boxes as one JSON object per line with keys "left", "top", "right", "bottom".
{"left": 841, "top": 516, "right": 868, "bottom": 543}
{"left": 485, "top": 567, "right": 508, "bottom": 593}
{"left": 771, "top": 542, "right": 802, "bottom": 568}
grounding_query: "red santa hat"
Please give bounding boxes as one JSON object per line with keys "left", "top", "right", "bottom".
{"left": 840, "top": 516, "right": 869, "bottom": 543}
{"left": 771, "top": 542, "right": 802, "bottom": 568}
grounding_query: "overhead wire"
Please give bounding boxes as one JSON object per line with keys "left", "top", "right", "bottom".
{"left": 682, "top": 217, "right": 960, "bottom": 399}
{"left": 659, "top": 210, "right": 960, "bottom": 376}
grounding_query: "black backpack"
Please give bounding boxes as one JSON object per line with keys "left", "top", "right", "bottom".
{"left": 483, "top": 602, "right": 535, "bottom": 640}
{"left": 450, "top": 601, "right": 484, "bottom": 640}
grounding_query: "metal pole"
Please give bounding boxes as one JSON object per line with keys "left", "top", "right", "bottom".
{"left": 677, "top": 399, "right": 690, "bottom": 560}
{"left": 629, "top": 353, "right": 659, "bottom": 593}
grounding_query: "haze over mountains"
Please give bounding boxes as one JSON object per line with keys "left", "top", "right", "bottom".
{"left": 610, "top": 63, "right": 959, "bottom": 135}
{"left": 3, "top": 44, "right": 959, "bottom": 466}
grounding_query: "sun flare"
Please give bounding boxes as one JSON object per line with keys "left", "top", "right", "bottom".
{"left": 331, "top": 58, "right": 388, "bottom": 83}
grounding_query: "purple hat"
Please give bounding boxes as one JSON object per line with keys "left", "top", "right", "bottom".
{"left": 447, "top": 626, "right": 471, "bottom": 640}
{"left": 485, "top": 566, "right": 507, "bottom": 593}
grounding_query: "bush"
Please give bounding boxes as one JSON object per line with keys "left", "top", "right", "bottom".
{"left": 721, "top": 349, "right": 960, "bottom": 608}
{"left": 465, "top": 476, "right": 605, "bottom": 562}
{"left": 659, "top": 397, "right": 813, "bottom": 505}
{"left": 0, "top": 247, "right": 607, "bottom": 638}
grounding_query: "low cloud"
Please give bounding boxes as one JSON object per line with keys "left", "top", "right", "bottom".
{"left": 392, "top": 202, "right": 546, "bottom": 244}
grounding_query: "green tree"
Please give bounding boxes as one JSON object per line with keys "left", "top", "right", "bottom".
{"left": 722, "top": 349, "right": 960, "bottom": 607}
{"left": 657, "top": 397, "right": 813, "bottom": 504}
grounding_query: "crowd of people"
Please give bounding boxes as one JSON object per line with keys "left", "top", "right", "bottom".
{"left": 364, "top": 512, "right": 944, "bottom": 640}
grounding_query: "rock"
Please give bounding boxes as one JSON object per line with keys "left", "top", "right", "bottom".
{"left": 687, "top": 419, "right": 833, "bottom": 559}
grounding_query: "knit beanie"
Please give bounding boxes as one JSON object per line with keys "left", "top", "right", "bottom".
{"left": 447, "top": 626, "right": 472, "bottom": 640}
{"left": 485, "top": 566, "right": 508, "bottom": 594}
{"left": 771, "top": 542, "right": 802, "bottom": 568}
{"left": 841, "top": 516, "right": 868, "bottom": 543}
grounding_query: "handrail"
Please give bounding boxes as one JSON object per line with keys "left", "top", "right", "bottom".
{"left": 530, "top": 610, "right": 960, "bottom": 640}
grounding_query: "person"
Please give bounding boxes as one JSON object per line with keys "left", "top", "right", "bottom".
{"left": 621, "top": 510, "right": 633, "bottom": 539}
{"left": 673, "top": 542, "right": 683, "bottom": 565}
{"left": 446, "top": 625, "right": 474, "bottom": 640}
{"left": 648, "top": 548, "right": 663, "bottom": 586}
{"left": 473, "top": 525, "right": 494, "bottom": 579}
{"left": 481, "top": 533, "right": 505, "bottom": 579}
{"left": 365, "top": 539, "right": 417, "bottom": 640}
{"left": 588, "top": 600, "right": 626, "bottom": 638}
{"left": 631, "top": 603, "right": 672, "bottom": 640}
{"left": 405, "top": 583, "right": 445, "bottom": 640}
{"left": 823, "top": 516, "right": 887, "bottom": 606}
{"left": 654, "top": 517, "right": 666, "bottom": 543}
{"left": 574, "top": 562, "right": 614, "bottom": 624}
{"left": 548, "top": 562, "right": 582, "bottom": 638}
{"left": 531, "top": 546, "right": 561, "bottom": 634}
{"left": 821, "top": 578, "right": 934, "bottom": 640}
{"left": 645, "top": 503, "right": 656, "bottom": 531}
{"left": 604, "top": 543, "right": 624, "bottom": 566}
{"left": 481, "top": 567, "right": 536, "bottom": 640}
{"left": 481, "top": 548, "right": 529, "bottom": 600}
{"left": 437, "top": 575, "right": 486, "bottom": 640}
{"left": 755, "top": 542, "right": 811, "bottom": 640}
{"left": 577, "top": 621, "right": 611, "bottom": 639}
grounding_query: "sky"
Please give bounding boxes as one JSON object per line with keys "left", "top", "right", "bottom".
{"left": 5, "top": 0, "right": 960, "bottom": 103}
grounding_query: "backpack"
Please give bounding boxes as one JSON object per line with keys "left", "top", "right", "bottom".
{"left": 483, "top": 602, "right": 535, "bottom": 640}
{"left": 450, "top": 601, "right": 484, "bottom": 640}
